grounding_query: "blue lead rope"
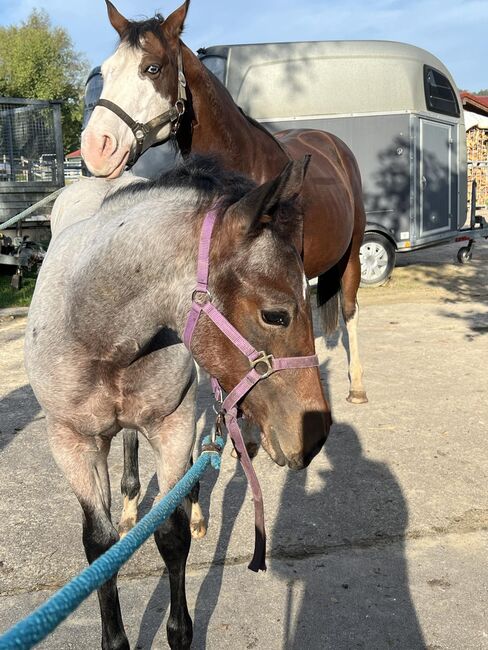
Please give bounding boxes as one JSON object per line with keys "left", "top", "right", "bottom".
{"left": 0, "top": 435, "right": 225, "bottom": 650}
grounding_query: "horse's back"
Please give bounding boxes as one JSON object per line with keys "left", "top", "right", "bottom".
{"left": 275, "top": 128, "right": 364, "bottom": 277}
{"left": 50, "top": 173, "right": 146, "bottom": 238}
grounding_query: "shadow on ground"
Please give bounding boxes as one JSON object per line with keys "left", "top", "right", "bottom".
{"left": 272, "top": 422, "right": 425, "bottom": 649}
{"left": 131, "top": 357, "right": 424, "bottom": 649}
{"left": 0, "top": 384, "right": 40, "bottom": 452}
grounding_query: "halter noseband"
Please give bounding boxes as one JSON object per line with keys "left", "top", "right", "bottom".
{"left": 183, "top": 206, "right": 319, "bottom": 572}
{"left": 95, "top": 51, "right": 187, "bottom": 169}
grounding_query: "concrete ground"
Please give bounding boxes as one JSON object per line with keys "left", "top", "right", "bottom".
{"left": 0, "top": 240, "right": 487, "bottom": 649}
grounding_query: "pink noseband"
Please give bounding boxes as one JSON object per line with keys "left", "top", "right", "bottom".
{"left": 183, "top": 206, "right": 319, "bottom": 571}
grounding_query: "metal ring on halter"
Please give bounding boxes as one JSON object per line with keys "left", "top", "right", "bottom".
{"left": 191, "top": 289, "right": 212, "bottom": 303}
{"left": 250, "top": 351, "right": 274, "bottom": 378}
{"left": 175, "top": 99, "right": 186, "bottom": 116}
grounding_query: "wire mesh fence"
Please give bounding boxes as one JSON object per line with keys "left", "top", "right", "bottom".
{"left": 0, "top": 98, "right": 63, "bottom": 185}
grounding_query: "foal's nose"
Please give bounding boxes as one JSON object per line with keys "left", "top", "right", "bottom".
{"left": 288, "top": 434, "right": 327, "bottom": 470}
{"left": 288, "top": 410, "right": 330, "bottom": 470}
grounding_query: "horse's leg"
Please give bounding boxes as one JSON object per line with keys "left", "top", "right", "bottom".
{"left": 48, "top": 420, "right": 128, "bottom": 650}
{"left": 188, "top": 459, "right": 207, "bottom": 539}
{"left": 340, "top": 231, "right": 368, "bottom": 405}
{"left": 317, "top": 250, "right": 367, "bottom": 403}
{"left": 119, "top": 429, "right": 141, "bottom": 537}
{"left": 145, "top": 376, "right": 197, "bottom": 650}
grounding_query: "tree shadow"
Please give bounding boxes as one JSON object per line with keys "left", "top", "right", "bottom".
{"left": 0, "top": 384, "right": 41, "bottom": 452}
{"left": 272, "top": 422, "right": 425, "bottom": 649}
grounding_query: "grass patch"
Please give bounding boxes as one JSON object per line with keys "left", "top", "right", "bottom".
{"left": 0, "top": 269, "right": 37, "bottom": 309}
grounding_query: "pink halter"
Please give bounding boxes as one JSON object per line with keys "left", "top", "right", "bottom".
{"left": 183, "top": 206, "right": 319, "bottom": 571}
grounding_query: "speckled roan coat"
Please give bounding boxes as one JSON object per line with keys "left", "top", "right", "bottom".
{"left": 25, "top": 157, "right": 330, "bottom": 650}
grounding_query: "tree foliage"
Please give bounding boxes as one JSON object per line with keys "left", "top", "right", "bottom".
{"left": 0, "top": 10, "right": 89, "bottom": 154}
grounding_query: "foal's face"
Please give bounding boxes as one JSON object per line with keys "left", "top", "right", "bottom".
{"left": 81, "top": 2, "right": 185, "bottom": 177}
{"left": 217, "top": 237, "right": 330, "bottom": 470}
{"left": 192, "top": 160, "right": 331, "bottom": 470}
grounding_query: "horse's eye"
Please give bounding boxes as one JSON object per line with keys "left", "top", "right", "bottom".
{"left": 261, "top": 310, "right": 291, "bottom": 327}
{"left": 145, "top": 64, "right": 161, "bottom": 75}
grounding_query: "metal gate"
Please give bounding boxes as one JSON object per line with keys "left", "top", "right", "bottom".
{"left": 0, "top": 98, "right": 64, "bottom": 224}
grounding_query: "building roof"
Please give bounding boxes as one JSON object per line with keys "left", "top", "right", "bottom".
{"left": 461, "top": 92, "right": 488, "bottom": 116}
{"left": 66, "top": 149, "right": 81, "bottom": 159}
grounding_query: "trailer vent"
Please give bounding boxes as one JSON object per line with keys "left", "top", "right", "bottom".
{"left": 424, "top": 66, "right": 460, "bottom": 118}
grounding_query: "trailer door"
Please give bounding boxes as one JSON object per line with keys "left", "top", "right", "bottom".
{"left": 418, "top": 118, "right": 457, "bottom": 238}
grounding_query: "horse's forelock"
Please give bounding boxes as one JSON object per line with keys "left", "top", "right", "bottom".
{"left": 123, "top": 15, "right": 166, "bottom": 49}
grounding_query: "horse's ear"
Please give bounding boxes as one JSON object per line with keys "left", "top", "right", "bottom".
{"left": 162, "top": 1, "right": 190, "bottom": 43}
{"left": 230, "top": 156, "right": 311, "bottom": 233}
{"left": 105, "top": 0, "right": 130, "bottom": 37}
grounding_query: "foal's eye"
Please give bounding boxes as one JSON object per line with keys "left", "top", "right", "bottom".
{"left": 261, "top": 310, "right": 291, "bottom": 327}
{"left": 145, "top": 64, "right": 161, "bottom": 75}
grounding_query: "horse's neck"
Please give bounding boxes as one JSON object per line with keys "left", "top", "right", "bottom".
{"left": 179, "top": 45, "right": 288, "bottom": 180}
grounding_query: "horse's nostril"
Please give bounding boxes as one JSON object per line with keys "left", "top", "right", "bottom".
{"left": 100, "top": 134, "right": 116, "bottom": 158}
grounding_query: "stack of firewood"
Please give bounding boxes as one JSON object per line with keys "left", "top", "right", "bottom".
{"left": 466, "top": 126, "right": 488, "bottom": 213}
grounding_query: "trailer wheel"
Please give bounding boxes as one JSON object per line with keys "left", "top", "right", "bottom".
{"left": 359, "top": 233, "right": 396, "bottom": 286}
{"left": 457, "top": 246, "right": 472, "bottom": 264}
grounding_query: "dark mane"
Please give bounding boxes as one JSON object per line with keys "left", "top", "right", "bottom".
{"left": 102, "top": 154, "right": 303, "bottom": 242}
{"left": 123, "top": 15, "right": 166, "bottom": 49}
{"left": 104, "top": 155, "right": 257, "bottom": 211}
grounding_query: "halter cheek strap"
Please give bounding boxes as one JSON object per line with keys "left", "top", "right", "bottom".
{"left": 183, "top": 207, "right": 319, "bottom": 572}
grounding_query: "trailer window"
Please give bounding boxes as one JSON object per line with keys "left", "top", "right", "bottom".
{"left": 200, "top": 56, "right": 226, "bottom": 84}
{"left": 424, "top": 66, "right": 459, "bottom": 117}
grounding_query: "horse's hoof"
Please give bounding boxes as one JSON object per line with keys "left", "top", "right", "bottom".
{"left": 190, "top": 501, "right": 207, "bottom": 539}
{"left": 118, "top": 518, "right": 136, "bottom": 538}
{"left": 190, "top": 518, "right": 207, "bottom": 539}
{"left": 118, "top": 495, "right": 139, "bottom": 537}
{"left": 346, "top": 390, "right": 368, "bottom": 404}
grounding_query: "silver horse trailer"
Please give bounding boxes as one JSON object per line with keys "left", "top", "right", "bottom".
{"left": 199, "top": 41, "right": 487, "bottom": 284}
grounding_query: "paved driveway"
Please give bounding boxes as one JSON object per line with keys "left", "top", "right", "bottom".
{"left": 0, "top": 241, "right": 487, "bottom": 649}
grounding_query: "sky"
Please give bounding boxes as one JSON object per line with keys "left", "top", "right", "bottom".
{"left": 0, "top": 0, "right": 487, "bottom": 92}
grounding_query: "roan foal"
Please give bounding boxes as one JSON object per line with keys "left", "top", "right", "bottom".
{"left": 25, "top": 156, "right": 330, "bottom": 649}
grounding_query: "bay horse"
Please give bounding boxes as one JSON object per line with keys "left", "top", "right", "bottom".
{"left": 81, "top": 0, "right": 367, "bottom": 543}
{"left": 25, "top": 155, "right": 329, "bottom": 649}
{"left": 81, "top": 1, "right": 367, "bottom": 408}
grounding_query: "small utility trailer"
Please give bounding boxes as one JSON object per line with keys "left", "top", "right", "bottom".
{"left": 198, "top": 40, "right": 487, "bottom": 284}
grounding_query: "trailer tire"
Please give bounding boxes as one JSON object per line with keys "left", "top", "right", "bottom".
{"left": 359, "top": 232, "right": 396, "bottom": 286}
{"left": 457, "top": 246, "right": 472, "bottom": 264}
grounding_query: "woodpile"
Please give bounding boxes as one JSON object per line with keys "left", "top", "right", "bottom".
{"left": 466, "top": 126, "right": 488, "bottom": 216}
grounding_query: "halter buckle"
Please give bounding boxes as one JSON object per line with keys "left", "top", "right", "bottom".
{"left": 133, "top": 123, "right": 148, "bottom": 142}
{"left": 250, "top": 351, "right": 274, "bottom": 378}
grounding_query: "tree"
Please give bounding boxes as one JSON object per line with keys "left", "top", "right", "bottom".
{"left": 0, "top": 10, "right": 89, "bottom": 154}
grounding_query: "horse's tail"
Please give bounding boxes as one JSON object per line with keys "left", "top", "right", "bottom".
{"left": 316, "top": 267, "right": 341, "bottom": 337}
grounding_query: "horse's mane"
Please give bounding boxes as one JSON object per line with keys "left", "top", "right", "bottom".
{"left": 103, "top": 155, "right": 256, "bottom": 212}
{"left": 102, "top": 155, "right": 303, "bottom": 243}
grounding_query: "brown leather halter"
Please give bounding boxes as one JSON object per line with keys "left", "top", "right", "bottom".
{"left": 95, "top": 51, "right": 187, "bottom": 168}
